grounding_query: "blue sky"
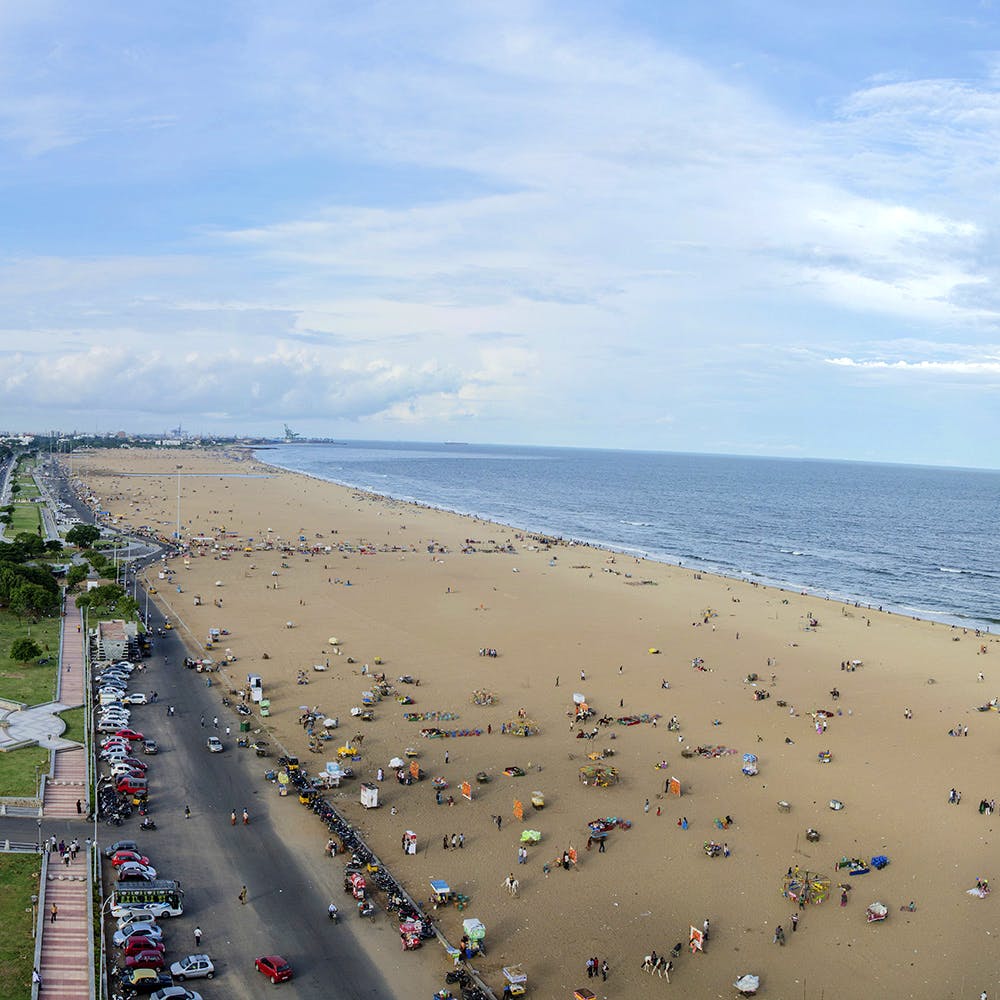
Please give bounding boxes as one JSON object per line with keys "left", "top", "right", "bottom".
{"left": 2, "top": 1, "right": 1000, "bottom": 467}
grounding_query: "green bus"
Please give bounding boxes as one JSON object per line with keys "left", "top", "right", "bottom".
{"left": 110, "top": 880, "right": 184, "bottom": 916}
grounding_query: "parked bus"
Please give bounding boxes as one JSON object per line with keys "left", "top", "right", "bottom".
{"left": 111, "top": 880, "right": 184, "bottom": 916}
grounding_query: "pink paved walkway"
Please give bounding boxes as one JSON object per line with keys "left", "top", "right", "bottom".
{"left": 57, "top": 596, "right": 84, "bottom": 707}
{"left": 38, "top": 856, "right": 91, "bottom": 1000}
{"left": 38, "top": 597, "right": 93, "bottom": 998}
{"left": 42, "top": 598, "right": 88, "bottom": 819}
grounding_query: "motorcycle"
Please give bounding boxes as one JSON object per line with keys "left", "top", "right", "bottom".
{"left": 328, "top": 904, "right": 339, "bottom": 923}
{"left": 139, "top": 818, "right": 157, "bottom": 831}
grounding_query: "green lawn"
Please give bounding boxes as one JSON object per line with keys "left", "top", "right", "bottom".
{"left": 0, "top": 853, "right": 41, "bottom": 1000}
{"left": 14, "top": 479, "right": 39, "bottom": 499}
{"left": 0, "top": 746, "right": 48, "bottom": 797}
{"left": 0, "top": 612, "right": 60, "bottom": 705}
{"left": 7, "top": 502, "right": 41, "bottom": 536}
{"left": 58, "top": 706, "right": 85, "bottom": 744}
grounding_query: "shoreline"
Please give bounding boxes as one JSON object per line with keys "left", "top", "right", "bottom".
{"left": 73, "top": 447, "right": 1000, "bottom": 1000}
{"left": 253, "top": 448, "right": 997, "bottom": 633}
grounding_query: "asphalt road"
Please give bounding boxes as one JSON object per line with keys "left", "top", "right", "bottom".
{"left": 95, "top": 601, "right": 418, "bottom": 999}
{"left": 0, "top": 462, "right": 446, "bottom": 999}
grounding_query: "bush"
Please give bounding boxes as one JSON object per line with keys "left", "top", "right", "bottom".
{"left": 9, "top": 638, "right": 41, "bottom": 663}
{"left": 66, "top": 524, "right": 101, "bottom": 547}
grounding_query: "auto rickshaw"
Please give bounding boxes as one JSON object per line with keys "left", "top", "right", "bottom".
{"left": 345, "top": 872, "right": 367, "bottom": 899}
{"left": 278, "top": 755, "right": 300, "bottom": 771}
{"left": 530, "top": 791, "right": 545, "bottom": 809}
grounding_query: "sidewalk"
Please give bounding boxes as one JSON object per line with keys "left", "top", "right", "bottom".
{"left": 38, "top": 852, "right": 91, "bottom": 1000}
{"left": 36, "top": 593, "right": 93, "bottom": 1000}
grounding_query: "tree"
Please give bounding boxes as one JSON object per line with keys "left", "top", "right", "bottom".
{"left": 9, "top": 582, "right": 57, "bottom": 621}
{"left": 44, "top": 539, "right": 63, "bottom": 554}
{"left": 13, "top": 533, "right": 45, "bottom": 557}
{"left": 66, "top": 565, "right": 87, "bottom": 589}
{"left": 65, "top": 524, "right": 101, "bottom": 548}
{"left": 9, "top": 637, "right": 42, "bottom": 663}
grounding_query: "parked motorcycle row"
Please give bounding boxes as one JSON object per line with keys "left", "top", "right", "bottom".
{"left": 282, "top": 766, "right": 489, "bottom": 1000}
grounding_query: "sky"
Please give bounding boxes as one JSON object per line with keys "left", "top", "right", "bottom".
{"left": 2, "top": 1, "right": 1000, "bottom": 467}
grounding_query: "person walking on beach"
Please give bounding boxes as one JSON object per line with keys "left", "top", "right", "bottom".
{"left": 791, "top": 913, "right": 798, "bottom": 932}
{"left": 239, "top": 885, "right": 248, "bottom": 905}
{"left": 773, "top": 924, "right": 785, "bottom": 945}
{"left": 601, "top": 959, "right": 609, "bottom": 982}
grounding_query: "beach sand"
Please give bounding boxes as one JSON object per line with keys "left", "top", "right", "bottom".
{"left": 74, "top": 447, "right": 1000, "bottom": 999}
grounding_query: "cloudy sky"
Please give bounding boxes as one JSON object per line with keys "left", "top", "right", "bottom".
{"left": 2, "top": 1, "right": 1000, "bottom": 467}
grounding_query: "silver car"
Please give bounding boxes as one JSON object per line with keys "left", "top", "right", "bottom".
{"left": 169, "top": 954, "right": 215, "bottom": 980}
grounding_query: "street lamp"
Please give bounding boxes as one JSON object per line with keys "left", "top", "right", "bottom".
{"left": 30, "top": 893, "right": 38, "bottom": 939}
{"left": 36, "top": 818, "right": 41, "bottom": 853}
{"left": 175, "top": 465, "right": 182, "bottom": 541}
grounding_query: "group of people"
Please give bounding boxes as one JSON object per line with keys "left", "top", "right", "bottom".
{"left": 585, "top": 956, "right": 609, "bottom": 981}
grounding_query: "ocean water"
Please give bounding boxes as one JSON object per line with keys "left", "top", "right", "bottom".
{"left": 263, "top": 442, "right": 1000, "bottom": 629}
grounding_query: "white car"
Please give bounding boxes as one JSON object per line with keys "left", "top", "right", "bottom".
{"left": 117, "top": 862, "right": 158, "bottom": 881}
{"left": 116, "top": 910, "right": 160, "bottom": 929}
{"left": 206, "top": 737, "right": 223, "bottom": 753}
{"left": 169, "top": 954, "right": 215, "bottom": 980}
{"left": 150, "top": 988, "right": 202, "bottom": 1000}
{"left": 112, "top": 901, "right": 173, "bottom": 919}
{"left": 113, "top": 922, "right": 163, "bottom": 947}
{"left": 123, "top": 693, "right": 148, "bottom": 705}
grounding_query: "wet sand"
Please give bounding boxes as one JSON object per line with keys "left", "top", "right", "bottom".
{"left": 74, "top": 448, "right": 1000, "bottom": 999}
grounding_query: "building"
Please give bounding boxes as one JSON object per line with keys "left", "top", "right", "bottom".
{"left": 89, "top": 619, "right": 140, "bottom": 662}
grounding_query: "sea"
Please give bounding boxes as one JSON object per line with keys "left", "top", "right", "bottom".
{"left": 261, "top": 441, "right": 1000, "bottom": 630}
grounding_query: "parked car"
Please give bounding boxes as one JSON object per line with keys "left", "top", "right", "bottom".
{"left": 206, "top": 737, "right": 223, "bottom": 753}
{"left": 124, "top": 950, "right": 166, "bottom": 971}
{"left": 117, "top": 968, "right": 172, "bottom": 994}
{"left": 111, "top": 850, "right": 151, "bottom": 868}
{"left": 118, "top": 862, "right": 158, "bottom": 881}
{"left": 124, "top": 692, "right": 149, "bottom": 705}
{"left": 150, "top": 987, "right": 202, "bottom": 1000}
{"left": 115, "top": 729, "right": 145, "bottom": 741}
{"left": 116, "top": 910, "right": 160, "bottom": 930}
{"left": 113, "top": 922, "right": 163, "bottom": 947}
{"left": 112, "top": 901, "right": 173, "bottom": 920}
{"left": 121, "top": 937, "right": 165, "bottom": 958}
{"left": 116, "top": 776, "right": 148, "bottom": 794}
{"left": 105, "top": 839, "right": 139, "bottom": 858}
{"left": 254, "top": 955, "right": 293, "bottom": 984}
{"left": 143, "top": 740, "right": 159, "bottom": 755}
{"left": 169, "top": 954, "right": 215, "bottom": 981}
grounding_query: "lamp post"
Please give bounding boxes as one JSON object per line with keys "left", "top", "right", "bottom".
{"left": 175, "top": 465, "right": 182, "bottom": 541}
{"left": 36, "top": 818, "right": 41, "bottom": 853}
{"left": 30, "top": 893, "right": 38, "bottom": 938}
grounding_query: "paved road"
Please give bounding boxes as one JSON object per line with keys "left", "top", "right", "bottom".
{"left": 4, "top": 463, "right": 444, "bottom": 999}
{"left": 99, "top": 603, "right": 425, "bottom": 998}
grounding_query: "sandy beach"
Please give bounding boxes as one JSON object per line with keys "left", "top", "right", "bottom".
{"left": 73, "top": 447, "right": 1000, "bottom": 999}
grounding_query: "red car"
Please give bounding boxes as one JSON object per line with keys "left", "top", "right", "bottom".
{"left": 115, "top": 729, "right": 145, "bottom": 741}
{"left": 120, "top": 757, "right": 148, "bottom": 772}
{"left": 255, "top": 955, "right": 293, "bottom": 984}
{"left": 122, "top": 937, "right": 165, "bottom": 958}
{"left": 124, "top": 950, "right": 166, "bottom": 971}
{"left": 111, "top": 851, "right": 151, "bottom": 868}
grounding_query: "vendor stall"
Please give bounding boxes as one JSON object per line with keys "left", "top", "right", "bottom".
{"left": 579, "top": 764, "right": 619, "bottom": 787}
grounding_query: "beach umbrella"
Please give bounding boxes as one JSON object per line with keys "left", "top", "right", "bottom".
{"left": 329, "top": 637, "right": 340, "bottom": 645}
{"left": 389, "top": 757, "right": 405, "bottom": 769}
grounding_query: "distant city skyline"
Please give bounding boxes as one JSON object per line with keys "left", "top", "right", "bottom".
{"left": 1, "top": 2, "right": 999, "bottom": 468}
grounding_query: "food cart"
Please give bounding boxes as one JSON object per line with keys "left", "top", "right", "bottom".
{"left": 502, "top": 965, "right": 528, "bottom": 996}
{"left": 461, "top": 918, "right": 485, "bottom": 957}
{"left": 400, "top": 919, "right": 423, "bottom": 950}
{"left": 430, "top": 879, "right": 453, "bottom": 906}
{"left": 360, "top": 782, "right": 379, "bottom": 808}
